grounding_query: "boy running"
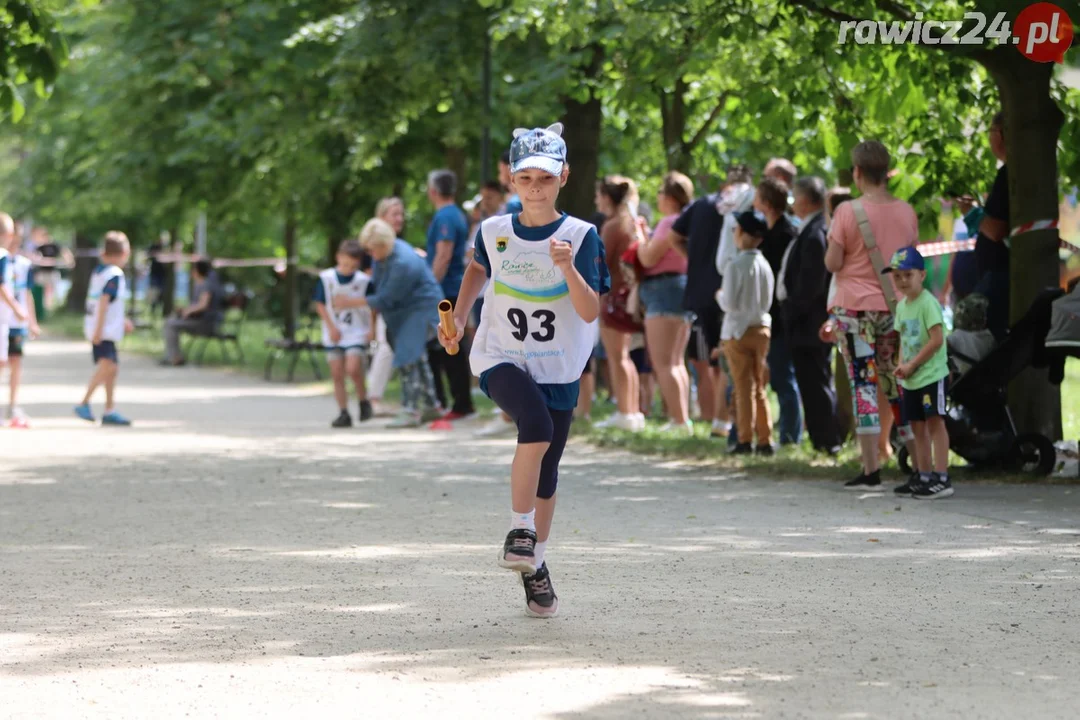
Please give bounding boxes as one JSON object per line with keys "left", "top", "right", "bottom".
{"left": 313, "top": 239, "right": 373, "bottom": 427}
{"left": 886, "top": 247, "right": 953, "bottom": 499}
{"left": 75, "top": 232, "right": 134, "bottom": 426}
{"left": 0, "top": 214, "right": 29, "bottom": 415}
{"left": 439, "top": 123, "right": 610, "bottom": 618}
{"left": 3, "top": 226, "right": 39, "bottom": 426}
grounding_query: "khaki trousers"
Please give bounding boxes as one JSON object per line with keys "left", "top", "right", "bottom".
{"left": 723, "top": 326, "right": 772, "bottom": 446}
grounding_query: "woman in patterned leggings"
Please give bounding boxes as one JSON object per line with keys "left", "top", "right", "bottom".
{"left": 822, "top": 140, "right": 919, "bottom": 489}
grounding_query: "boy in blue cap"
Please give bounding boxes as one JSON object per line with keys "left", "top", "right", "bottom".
{"left": 885, "top": 247, "right": 952, "bottom": 499}
{"left": 439, "top": 123, "right": 610, "bottom": 618}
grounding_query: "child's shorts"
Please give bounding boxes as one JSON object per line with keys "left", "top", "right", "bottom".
{"left": 92, "top": 341, "right": 119, "bottom": 364}
{"left": 8, "top": 330, "right": 25, "bottom": 357}
{"left": 326, "top": 346, "right": 366, "bottom": 361}
{"left": 0, "top": 324, "right": 7, "bottom": 362}
{"left": 901, "top": 377, "right": 948, "bottom": 422}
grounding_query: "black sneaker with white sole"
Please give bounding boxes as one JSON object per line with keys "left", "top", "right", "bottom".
{"left": 844, "top": 470, "right": 882, "bottom": 490}
{"left": 894, "top": 472, "right": 921, "bottom": 495}
{"left": 331, "top": 410, "right": 353, "bottom": 428}
{"left": 499, "top": 528, "right": 537, "bottom": 573}
{"left": 912, "top": 473, "right": 954, "bottom": 499}
{"left": 521, "top": 562, "right": 559, "bottom": 618}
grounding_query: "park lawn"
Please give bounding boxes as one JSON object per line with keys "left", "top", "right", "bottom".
{"left": 42, "top": 311, "right": 499, "bottom": 414}
{"left": 576, "top": 357, "right": 1080, "bottom": 481}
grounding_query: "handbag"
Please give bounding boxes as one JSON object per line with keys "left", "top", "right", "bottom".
{"left": 850, "top": 198, "right": 899, "bottom": 316}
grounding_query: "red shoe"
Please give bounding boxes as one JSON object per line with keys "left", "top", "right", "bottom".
{"left": 8, "top": 417, "right": 29, "bottom": 429}
{"left": 441, "top": 410, "right": 473, "bottom": 422}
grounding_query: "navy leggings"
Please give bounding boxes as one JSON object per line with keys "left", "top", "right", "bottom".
{"left": 484, "top": 364, "right": 574, "bottom": 499}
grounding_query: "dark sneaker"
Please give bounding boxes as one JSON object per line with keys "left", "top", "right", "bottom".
{"left": 755, "top": 444, "right": 775, "bottom": 456}
{"left": 729, "top": 442, "right": 753, "bottom": 455}
{"left": 358, "top": 400, "right": 374, "bottom": 422}
{"left": 499, "top": 528, "right": 537, "bottom": 574}
{"left": 894, "top": 472, "right": 921, "bottom": 496}
{"left": 845, "top": 471, "right": 882, "bottom": 490}
{"left": 913, "top": 474, "right": 954, "bottom": 500}
{"left": 331, "top": 410, "right": 353, "bottom": 428}
{"left": 521, "top": 562, "right": 559, "bottom": 618}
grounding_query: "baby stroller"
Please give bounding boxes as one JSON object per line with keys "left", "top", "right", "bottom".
{"left": 897, "top": 287, "right": 1063, "bottom": 477}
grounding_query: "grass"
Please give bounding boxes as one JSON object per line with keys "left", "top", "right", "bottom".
{"left": 576, "top": 357, "right": 1080, "bottom": 482}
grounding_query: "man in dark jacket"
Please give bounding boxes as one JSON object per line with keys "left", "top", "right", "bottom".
{"left": 780, "top": 177, "right": 841, "bottom": 453}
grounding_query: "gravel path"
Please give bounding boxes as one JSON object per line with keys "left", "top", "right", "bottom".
{"left": 2, "top": 338, "right": 1080, "bottom": 719}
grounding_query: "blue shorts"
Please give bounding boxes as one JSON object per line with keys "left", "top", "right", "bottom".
{"left": 638, "top": 273, "right": 691, "bottom": 320}
{"left": 901, "top": 377, "right": 948, "bottom": 422}
{"left": 92, "top": 341, "right": 118, "bottom": 364}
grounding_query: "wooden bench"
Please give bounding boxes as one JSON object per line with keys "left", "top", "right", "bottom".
{"left": 185, "top": 290, "right": 254, "bottom": 365}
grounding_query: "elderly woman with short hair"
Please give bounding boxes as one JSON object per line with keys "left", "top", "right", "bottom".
{"left": 337, "top": 217, "right": 443, "bottom": 428}
{"left": 366, "top": 197, "right": 407, "bottom": 413}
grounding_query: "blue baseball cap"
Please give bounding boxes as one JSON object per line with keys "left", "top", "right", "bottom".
{"left": 509, "top": 123, "right": 567, "bottom": 176}
{"left": 883, "top": 246, "right": 925, "bottom": 273}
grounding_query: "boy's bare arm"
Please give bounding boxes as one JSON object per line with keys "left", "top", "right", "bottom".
{"left": 91, "top": 297, "right": 109, "bottom": 343}
{"left": 451, "top": 261, "right": 487, "bottom": 329}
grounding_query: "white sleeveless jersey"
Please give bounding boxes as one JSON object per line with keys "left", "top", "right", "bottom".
{"left": 84, "top": 265, "right": 127, "bottom": 342}
{"left": 0, "top": 249, "right": 12, "bottom": 327}
{"left": 9, "top": 255, "right": 32, "bottom": 330}
{"left": 470, "top": 214, "right": 598, "bottom": 383}
{"left": 319, "top": 268, "right": 372, "bottom": 347}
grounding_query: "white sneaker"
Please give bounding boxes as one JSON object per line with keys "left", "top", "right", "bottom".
{"left": 475, "top": 415, "right": 516, "bottom": 438}
{"left": 632, "top": 413, "right": 647, "bottom": 431}
{"left": 594, "top": 412, "right": 624, "bottom": 429}
{"left": 659, "top": 420, "right": 694, "bottom": 435}
{"left": 614, "top": 413, "right": 643, "bottom": 432}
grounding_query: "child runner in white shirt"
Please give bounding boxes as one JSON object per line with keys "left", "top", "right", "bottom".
{"left": 3, "top": 227, "right": 39, "bottom": 426}
{"left": 0, "top": 213, "right": 29, "bottom": 409}
{"left": 313, "top": 238, "right": 373, "bottom": 428}
{"left": 438, "top": 123, "right": 610, "bottom": 618}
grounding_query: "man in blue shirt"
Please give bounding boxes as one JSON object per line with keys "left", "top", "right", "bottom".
{"left": 426, "top": 169, "right": 475, "bottom": 419}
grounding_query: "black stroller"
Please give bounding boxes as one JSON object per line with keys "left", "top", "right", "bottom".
{"left": 897, "top": 287, "right": 1064, "bottom": 477}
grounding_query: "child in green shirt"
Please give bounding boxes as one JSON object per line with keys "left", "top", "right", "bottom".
{"left": 884, "top": 247, "right": 953, "bottom": 499}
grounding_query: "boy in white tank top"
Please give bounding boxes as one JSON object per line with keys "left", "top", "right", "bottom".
{"left": 2, "top": 226, "right": 39, "bottom": 426}
{"left": 313, "top": 239, "right": 373, "bottom": 427}
{"left": 0, "top": 213, "right": 29, "bottom": 391}
{"left": 75, "top": 232, "right": 134, "bottom": 425}
{"left": 438, "top": 123, "right": 610, "bottom": 618}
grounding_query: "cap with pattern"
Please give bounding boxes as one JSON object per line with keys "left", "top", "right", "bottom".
{"left": 882, "top": 246, "right": 925, "bottom": 273}
{"left": 509, "top": 123, "right": 567, "bottom": 176}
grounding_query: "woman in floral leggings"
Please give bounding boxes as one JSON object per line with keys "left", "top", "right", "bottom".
{"left": 823, "top": 140, "right": 918, "bottom": 489}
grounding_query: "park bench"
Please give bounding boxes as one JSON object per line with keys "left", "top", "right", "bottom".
{"left": 263, "top": 315, "right": 375, "bottom": 382}
{"left": 185, "top": 289, "right": 254, "bottom": 365}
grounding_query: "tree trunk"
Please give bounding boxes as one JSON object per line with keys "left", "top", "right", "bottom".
{"left": 162, "top": 227, "right": 178, "bottom": 317}
{"left": 558, "top": 43, "right": 604, "bottom": 220}
{"left": 445, "top": 145, "right": 468, "bottom": 204}
{"left": 323, "top": 131, "right": 358, "bottom": 263}
{"left": 983, "top": 50, "right": 1063, "bottom": 439}
{"left": 658, "top": 78, "right": 690, "bottom": 172}
{"left": 284, "top": 200, "right": 298, "bottom": 341}
{"left": 64, "top": 231, "right": 96, "bottom": 313}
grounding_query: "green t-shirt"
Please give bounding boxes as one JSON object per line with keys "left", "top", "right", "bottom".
{"left": 894, "top": 288, "right": 949, "bottom": 390}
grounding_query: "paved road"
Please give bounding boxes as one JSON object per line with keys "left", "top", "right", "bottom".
{"left": 2, "top": 338, "right": 1080, "bottom": 719}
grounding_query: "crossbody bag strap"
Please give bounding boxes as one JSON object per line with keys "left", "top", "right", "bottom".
{"left": 851, "top": 198, "right": 898, "bottom": 316}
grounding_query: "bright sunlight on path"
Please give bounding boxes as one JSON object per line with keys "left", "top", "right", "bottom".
{"left": 2, "top": 338, "right": 1080, "bottom": 719}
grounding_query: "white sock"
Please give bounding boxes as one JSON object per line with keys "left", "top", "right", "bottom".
{"left": 511, "top": 509, "right": 536, "bottom": 532}
{"left": 534, "top": 540, "right": 547, "bottom": 568}
{"left": 920, "top": 472, "right": 932, "bottom": 483}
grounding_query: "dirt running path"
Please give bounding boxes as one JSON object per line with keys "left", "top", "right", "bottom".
{"left": 2, "top": 338, "right": 1080, "bottom": 719}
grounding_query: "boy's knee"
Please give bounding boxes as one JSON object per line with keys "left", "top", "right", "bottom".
{"left": 537, "top": 470, "right": 558, "bottom": 499}
{"left": 516, "top": 411, "right": 554, "bottom": 445}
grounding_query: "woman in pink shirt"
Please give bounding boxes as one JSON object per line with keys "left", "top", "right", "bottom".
{"left": 637, "top": 172, "right": 695, "bottom": 431}
{"left": 823, "top": 141, "right": 918, "bottom": 489}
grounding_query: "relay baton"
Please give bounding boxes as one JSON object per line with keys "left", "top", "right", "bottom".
{"left": 438, "top": 300, "right": 459, "bottom": 355}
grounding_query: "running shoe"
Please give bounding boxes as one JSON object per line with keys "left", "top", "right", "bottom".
{"left": 101, "top": 411, "right": 132, "bottom": 426}
{"left": 331, "top": 410, "right": 353, "bottom": 428}
{"left": 499, "top": 528, "right": 537, "bottom": 574}
{"left": 912, "top": 473, "right": 954, "bottom": 500}
{"left": 521, "top": 562, "right": 559, "bottom": 618}
{"left": 358, "top": 400, "right": 374, "bottom": 422}
{"left": 74, "top": 404, "right": 95, "bottom": 423}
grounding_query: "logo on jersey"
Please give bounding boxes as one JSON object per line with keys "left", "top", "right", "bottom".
{"left": 496, "top": 237, "right": 508, "bottom": 252}
{"left": 494, "top": 250, "right": 568, "bottom": 302}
